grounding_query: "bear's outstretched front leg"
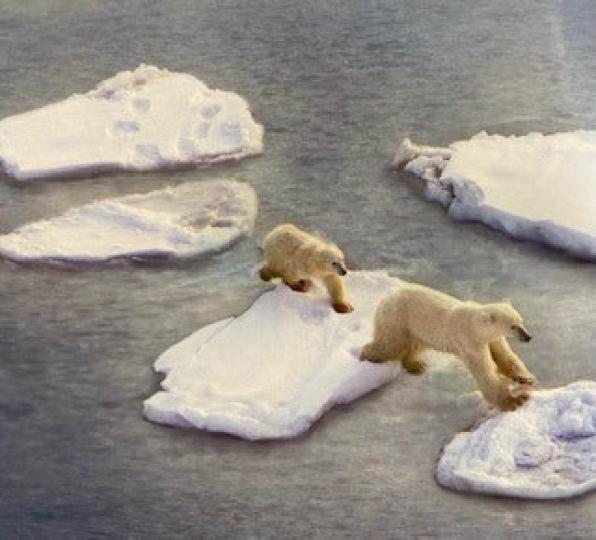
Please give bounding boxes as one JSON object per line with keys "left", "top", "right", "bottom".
{"left": 465, "top": 346, "right": 530, "bottom": 411}
{"left": 490, "top": 338, "right": 535, "bottom": 385}
{"left": 323, "top": 274, "right": 353, "bottom": 313}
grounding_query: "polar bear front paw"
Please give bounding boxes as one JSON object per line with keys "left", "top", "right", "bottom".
{"left": 497, "top": 386, "right": 530, "bottom": 411}
{"left": 512, "top": 372, "right": 536, "bottom": 386}
{"left": 332, "top": 301, "right": 353, "bottom": 314}
{"left": 402, "top": 357, "right": 426, "bottom": 375}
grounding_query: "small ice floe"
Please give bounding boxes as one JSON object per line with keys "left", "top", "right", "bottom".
{"left": 0, "top": 64, "right": 263, "bottom": 180}
{"left": 144, "top": 272, "right": 404, "bottom": 440}
{"left": 394, "top": 132, "right": 596, "bottom": 260}
{"left": 0, "top": 180, "right": 257, "bottom": 263}
{"left": 437, "top": 381, "right": 596, "bottom": 499}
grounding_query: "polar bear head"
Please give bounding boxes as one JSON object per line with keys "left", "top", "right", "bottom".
{"left": 473, "top": 302, "right": 531, "bottom": 343}
{"left": 313, "top": 243, "right": 348, "bottom": 277}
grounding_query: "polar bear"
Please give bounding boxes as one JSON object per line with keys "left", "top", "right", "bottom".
{"left": 360, "top": 283, "right": 535, "bottom": 410}
{"left": 259, "top": 224, "right": 353, "bottom": 313}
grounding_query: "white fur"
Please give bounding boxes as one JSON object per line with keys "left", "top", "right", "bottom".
{"left": 260, "top": 224, "right": 352, "bottom": 313}
{"left": 361, "top": 282, "right": 535, "bottom": 410}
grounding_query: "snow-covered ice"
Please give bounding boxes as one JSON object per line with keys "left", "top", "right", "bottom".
{"left": 144, "top": 272, "right": 406, "bottom": 439}
{"left": 0, "top": 180, "right": 257, "bottom": 263}
{"left": 437, "top": 381, "right": 596, "bottom": 499}
{"left": 0, "top": 65, "right": 263, "bottom": 180}
{"left": 396, "top": 132, "right": 596, "bottom": 260}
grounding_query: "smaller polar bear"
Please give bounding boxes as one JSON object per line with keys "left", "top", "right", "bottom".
{"left": 360, "top": 283, "right": 535, "bottom": 410}
{"left": 259, "top": 224, "right": 353, "bottom": 313}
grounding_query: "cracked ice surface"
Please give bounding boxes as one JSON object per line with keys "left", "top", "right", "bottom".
{"left": 0, "top": 65, "right": 263, "bottom": 180}
{"left": 0, "top": 180, "right": 257, "bottom": 263}
{"left": 395, "top": 132, "right": 596, "bottom": 260}
{"left": 437, "top": 381, "right": 596, "bottom": 499}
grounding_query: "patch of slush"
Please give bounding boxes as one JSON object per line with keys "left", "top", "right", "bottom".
{"left": 0, "top": 180, "right": 257, "bottom": 263}
{"left": 395, "top": 132, "right": 596, "bottom": 260}
{"left": 0, "top": 64, "right": 263, "bottom": 180}
{"left": 437, "top": 381, "right": 596, "bottom": 499}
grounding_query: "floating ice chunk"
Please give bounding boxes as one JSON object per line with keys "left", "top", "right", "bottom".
{"left": 0, "top": 180, "right": 257, "bottom": 263}
{"left": 144, "top": 272, "right": 406, "bottom": 440}
{"left": 395, "top": 132, "right": 596, "bottom": 260}
{"left": 0, "top": 65, "right": 264, "bottom": 180}
{"left": 437, "top": 381, "right": 596, "bottom": 499}
{"left": 391, "top": 137, "right": 452, "bottom": 168}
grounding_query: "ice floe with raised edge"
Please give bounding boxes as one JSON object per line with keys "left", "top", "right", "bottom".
{"left": 395, "top": 131, "right": 596, "bottom": 260}
{"left": 0, "top": 180, "right": 257, "bottom": 263}
{"left": 143, "top": 271, "right": 478, "bottom": 440}
{"left": 0, "top": 64, "right": 264, "bottom": 180}
{"left": 437, "top": 381, "right": 596, "bottom": 499}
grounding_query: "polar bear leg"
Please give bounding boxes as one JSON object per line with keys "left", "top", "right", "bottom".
{"left": 261, "top": 261, "right": 313, "bottom": 293}
{"left": 284, "top": 277, "right": 313, "bottom": 292}
{"left": 360, "top": 340, "right": 394, "bottom": 363}
{"left": 259, "top": 264, "right": 281, "bottom": 281}
{"left": 360, "top": 327, "right": 411, "bottom": 364}
{"left": 323, "top": 274, "right": 353, "bottom": 313}
{"left": 401, "top": 339, "right": 426, "bottom": 375}
{"left": 490, "top": 338, "right": 535, "bottom": 385}
{"left": 277, "top": 265, "right": 311, "bottom": 292}
{"left": 465, "top": 346, "right": 529, "bottom": 410}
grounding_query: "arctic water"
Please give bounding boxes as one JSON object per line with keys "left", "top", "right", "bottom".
{"left": 1, "top": 1, "right": 596, "bottom": 536}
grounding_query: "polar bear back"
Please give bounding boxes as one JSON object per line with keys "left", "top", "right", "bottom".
{"left": 262, "top": 223, "right": 341, "bottom": 277}
{"left": 376, "top": 283, "right": 469, "bottom": 351}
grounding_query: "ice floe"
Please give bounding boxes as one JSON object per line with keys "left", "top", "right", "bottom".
{"left": 437, "top": 381, "right": 596, "bottom": 499}
{"left": 144, "top": 272, "right": 405, "bottom": 439}
{"left": 144, "top": 271, "right": 483, "bottom": 439}
{"left": 0, "top": 180, "right": 257, "bottom": 263}
{"left": 0, "top": 64, "right": 263, "bottom": 180}
{"left": 395, "top": 132, "right": 596, "bottom": 260}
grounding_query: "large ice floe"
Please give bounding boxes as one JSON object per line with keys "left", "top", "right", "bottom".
{"left": 0, "top": 180, "right": 257, "bottom": 263}
{"left": 394, "top": 131, "right": 596, "bottom": 260}
{"left": 437, "top": 381, "right": 596, "bottom": 499}
{"left": 144, "top": 271, "right": 408, "bottom": 440}
{"left": 0, "top": 65, "right": 263, "bottom": 180}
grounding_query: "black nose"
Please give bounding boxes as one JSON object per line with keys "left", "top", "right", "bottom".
{"left": 516, "top": 327, "right": 532, "bottom": 342}
{"left": 333, "top": 261, "right": 348, "bottom": 276}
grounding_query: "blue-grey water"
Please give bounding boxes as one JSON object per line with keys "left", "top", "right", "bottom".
{"left": 1, "top": 1, "right": 596, "bottom": 537}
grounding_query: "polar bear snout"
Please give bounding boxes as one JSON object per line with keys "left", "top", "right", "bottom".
{"left": 332, "top": 260, "right": 348, "bottom": 276}
{"left": 513, "top": 325, "right": 532, "bottom": 342}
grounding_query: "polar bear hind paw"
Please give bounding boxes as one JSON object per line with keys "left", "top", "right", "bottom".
{"left": 286, "top": 279, "right": 312, "bottom": 292}
{"left": 402, "top": 357, "right": 426, "bottom": 375}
